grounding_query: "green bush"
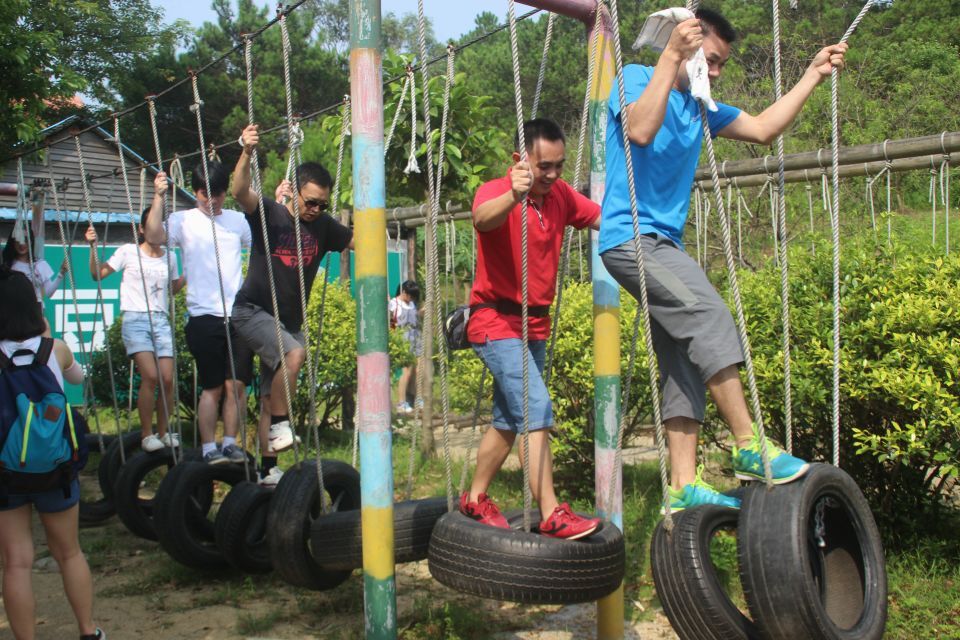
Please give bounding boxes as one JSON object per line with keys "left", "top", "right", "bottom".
{"left": 721, "top": 230, "right": 960, "bottom": 535}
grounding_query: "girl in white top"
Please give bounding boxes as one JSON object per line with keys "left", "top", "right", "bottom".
{"left": 2, "top": 227, "right": 67, "bottom": 308}
{"left": 86, "top": 209, "right": 186, "bottom": 453}
{"left": 0, "top": 267, "right": 105, "bottom": 640}
{"left": 388, "top": 280, "right": 422, "bottom": 414}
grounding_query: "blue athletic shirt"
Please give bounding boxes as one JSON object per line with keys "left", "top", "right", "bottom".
{"left": 600, "top": 64, "right": 741, "bottom": 253}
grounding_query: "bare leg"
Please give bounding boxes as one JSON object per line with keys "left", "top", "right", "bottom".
{"left": 197, "top": 386, "right": 223, "bottom": 446}
{"left": 0, "top": 505, "right": 36, "bottom": 640}
{"left": 469, "top": 427, "right": 516, "bottom": 501}
{"left": 132, "top": 351, "right": 158, "bottom": 440}
{"left": 40, "top": 505, "right": 96, "bottom": 637}
{"left": 221, "top": 380, "right": 247, "bottom": 439}
{"left": 258, "top": 396, "right": 272, "bottom": 453}
{"left": 269, "top": 348, "right": 305, "bottom": 417}
{"left": 396, "top": 363, "right": 414, "bottom": 406}
{"left": 517, "top": 429, "right": 559, "bottom": 520}
{"left": 666, "top": 416, "right": 700, "bottom": 489}
{"left": 156, "top": 357, "right": 175, "bottom": 438}
{"left": 706, "top": 365, "right": 754, "bottom": 446}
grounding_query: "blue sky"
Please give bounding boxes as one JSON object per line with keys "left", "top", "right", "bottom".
{"left": 159, "top": 0, "right": 495, "bottom": 42}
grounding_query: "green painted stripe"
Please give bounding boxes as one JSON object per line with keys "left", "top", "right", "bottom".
{"left": 593, "top": 375, "right": 621, "bottom": 450}
{"left": 349, "top": 1, "right": 382, "bottom": 49}
{"left": 363, "top": 573, "right": 397, "bottom": 638}
{"left": 356, "top": 275, "right": 388, "bottom": 355}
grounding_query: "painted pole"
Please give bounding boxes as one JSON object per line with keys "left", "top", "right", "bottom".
{"left": 349, "top": 1, "right": 397, "bottom": 638}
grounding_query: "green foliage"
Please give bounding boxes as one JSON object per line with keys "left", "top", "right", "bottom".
{"left": 722, "top": 222, "right": 960, "bottom": 535}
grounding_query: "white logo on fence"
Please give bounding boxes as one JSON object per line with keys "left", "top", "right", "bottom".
{"left": 50, "top": 290, "right": 119, "bottom": 355}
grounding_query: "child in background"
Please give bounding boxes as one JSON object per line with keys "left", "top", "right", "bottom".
{"left": 389, "top": 280, "right": 421, "bottom": 414}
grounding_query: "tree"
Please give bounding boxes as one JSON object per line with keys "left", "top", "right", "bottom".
{"left": 0, "top": 0, "right": 181, "bottom": 152}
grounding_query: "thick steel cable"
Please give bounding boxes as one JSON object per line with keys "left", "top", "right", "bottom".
{"left": 544, "top": 4, "right": 603, "bottom": 387}
{"left": 146, "top": 98, "right": 185, "bottom": 463}
{"left": 608, "top": 0, "right": 673, "bottom": 526}
{"left": 771, "top": 0, "right": 795, "bottom": 450}
{"left": 417, "top": 0, "right": 455, "bottom": 512}
{"left": 241, "top": 36, "right": 307, "bottom": 492}
{"left": 531, "top": 12, "right": 556, "bottom": 120}
{"left": 73, "top": 136, "right": 128, "bottom": 463}
{"left": 189, "top": 74, "right": 252, "bottom": 478}
{"left": 112, "top": 116, "right": 175, "bottom": 464}
{"left": 46, "top": 161, "right": 107, "bottom": 451}
{"left": 830, "top": 1, "right": 876, "bottom": 467}
{"left": 507, "top": 0, "right": 535, "bottom": 533}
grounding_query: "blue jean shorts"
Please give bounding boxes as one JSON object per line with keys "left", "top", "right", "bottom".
{"left": 0, "top": 478, "right": 81, "bottom": 514}
{"left": 471, "top": 338, "right": 553, "bottom": 433}
{"left": 121, "top": 311, "right": 174, "bottom": 358}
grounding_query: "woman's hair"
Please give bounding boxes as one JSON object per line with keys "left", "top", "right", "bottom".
{"left": 0, "top": 267, "right": 46, "bottom": 341}
{"left": 1, "top": 226, "right": 34, "bottom": 267}
{"left": 400, "top": 280, "right": 420, "bottom": 302}
{"left": 138, "top": 207, "right": 151, "bottom": 244}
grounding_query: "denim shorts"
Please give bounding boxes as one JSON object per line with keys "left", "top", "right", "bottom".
{"left": 121, "top": 311, "right": 174, "bottom": 358}
{"left": 0, "top": 478, "right": 81, "bottom": 513}
{"left": 471, "top": 338, "right": 553, "bottom": 433}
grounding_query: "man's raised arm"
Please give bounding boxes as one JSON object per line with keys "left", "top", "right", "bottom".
{"left": 232, "top": 124, "right": 262, "bottom": 214}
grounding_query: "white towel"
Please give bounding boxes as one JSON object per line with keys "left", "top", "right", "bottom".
{"left": 631, "top": 7, "right": 694, "bottom": 52}
{"left": 686, "top": 48, "right": 718, "bottom": 112}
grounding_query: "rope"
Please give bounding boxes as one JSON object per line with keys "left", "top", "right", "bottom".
{"left": 73, "top": 136, "right": 127, "bottom": 463}
{"left": 608, "top": 0, "right": 673, "bottom": 527}
{"left": 506, "top": 0, "right": 534, "bottom": 533}
{"left": 940, "top": 132, "right": 951, "bottom": 256}
{"left": 829, "top": 0, "right": 876, "bottom": 467}
{"left": 405, "top": 60, "right": 421, "bottom": 175}
{"left": 531, "top": 12, "right": 555, "bottom": 120}
{"left": 458, "top": 366, "right": 488, "bottom": 494}
{"left": 146, "top": 97, "right": 184, "bottom": 462}
{"left": 417, "top": 0, "right": 455, "bottom": 511}
{"left": 188, "top": 74, "right": 252, "bottom": 479}
{"left": 384, "top": 68, "right": 411, "bottom": 155}
{"left": 930, "top": 156, "right": 938, "bottom": 247}
{"left": 112, "top": 116, "right": 174, "bottom": 462}
{"left": 883, "top": 139, "right": 892, "bottom": 247}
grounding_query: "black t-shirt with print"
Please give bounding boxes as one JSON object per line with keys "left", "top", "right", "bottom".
{"left": 236, "top": 197, "right": 352, "bottom": 332}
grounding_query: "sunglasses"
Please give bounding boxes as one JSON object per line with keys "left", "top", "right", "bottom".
{"left": 302, "top": 198, "right": 329, "bottom": 212}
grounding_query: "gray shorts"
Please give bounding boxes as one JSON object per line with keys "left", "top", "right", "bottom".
{"left": 601, "top": 235, "right": 743, "bottom": 422}
{"left": 232, "top": 301, "right": 306, "bottom": 396}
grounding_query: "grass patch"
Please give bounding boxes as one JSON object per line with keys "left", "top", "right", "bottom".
{"left": 236, "top": 609, "right": 283, "bottom": 635}
{"left": 399, "top": 597, "right": 520, "bottom": 640}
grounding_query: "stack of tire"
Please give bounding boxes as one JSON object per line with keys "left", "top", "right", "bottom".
{"left": 651, "top": 463, "right": 887, "bottom": 640}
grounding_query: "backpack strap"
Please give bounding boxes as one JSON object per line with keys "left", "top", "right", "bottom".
{"left": 34, "top": 338, "right": 54, "bottom": 367}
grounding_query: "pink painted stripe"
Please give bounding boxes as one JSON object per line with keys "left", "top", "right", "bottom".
{"left": 350, "top": 49, "right": 384, "bottom": 140}
{"left": 357, "top": 351, "right": 391, "bottom": 433}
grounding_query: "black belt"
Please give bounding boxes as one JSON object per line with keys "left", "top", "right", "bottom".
{"left": 471, "top": 300, "right": 550, "bottom": 318}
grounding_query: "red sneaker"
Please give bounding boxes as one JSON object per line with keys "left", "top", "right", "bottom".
{"left": 539, "top": 503, "right": 601, "bottom": 540}
{"left": 459, "top": 491, "right": 509, "bottom": 529}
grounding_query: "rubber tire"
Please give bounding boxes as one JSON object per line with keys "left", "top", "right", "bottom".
{"left": 113, "top": 448, "right": 201, "bottom": 541}
{"left": 79, "top": 433, "right": 117, "bottom": 526}
{"left": 215, "top": 481, "right": 273, "bottom": 574}
{"left": 651, "top": 505, "right": 761, "bottom": 640}
{"left": 267, "top": 461, "right": 361, "bottom": 590}
{"left": 97, "top": 431, "right": 143, "bottom": 505}
{"left": 428, "top": 509, "right": 625, "bottom": 604}
{"left": 153, "top": 460, "right": 248, "bottom": 570}
{"left": 310, "top": 496, "right": 448, "bottom": 570}
{"left": 738, "top": 463, "right": 887, "bottom": 640}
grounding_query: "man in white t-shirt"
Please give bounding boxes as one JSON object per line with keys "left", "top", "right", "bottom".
{"left": 144, "top": 162, "right": 254, "bottom": 465}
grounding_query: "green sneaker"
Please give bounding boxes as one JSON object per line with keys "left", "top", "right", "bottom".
{"left": 660, "top": 465, "right": 741, "bottom": 515}
{"left": 733, "top": 424, "right": 809, "bottom": 485}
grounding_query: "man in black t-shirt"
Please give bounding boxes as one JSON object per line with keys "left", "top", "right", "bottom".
{"left": 231, "top": 123, "right": 353, "bottom": 486}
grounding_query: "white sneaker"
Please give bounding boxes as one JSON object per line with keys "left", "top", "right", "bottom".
{"left": 141, "top": 434, "right": 165, "bottom": 452}
{"left": 396, "top": 402, "right": 413, "bottom": 415}
{"left": 268, "top": 420, "right": 295, "bottom": 453}
{"left": 259, "top": 466, "right": 284, "bottom": 488}
{"left": 159, "top": 432, "right": 181, "bottom": 448}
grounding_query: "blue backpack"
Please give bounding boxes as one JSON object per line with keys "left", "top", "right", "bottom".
{"left": 0, "top": 338, "right": 88, "bottom": 504}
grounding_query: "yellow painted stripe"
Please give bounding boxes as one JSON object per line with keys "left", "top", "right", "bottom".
{"left": 591, "top": 35, "right": 615, "bottom": 99}
{"left": 594, "top": 306, "right": 621, "bottom": 376}
{"left": 354, "top": 208, "right": 387, "bottom": 277}
{"left": 596, "top": 583, "right": 625, "bottom": 639}
{"left": 361, "top": 506, "right": 395, "bottom": 580}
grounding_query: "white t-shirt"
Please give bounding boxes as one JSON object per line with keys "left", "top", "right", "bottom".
{"left": 11, "top": 259, "right": 59, "bottom": 305}
{"left": 106, "top": 244, "right": 181, "bottom": 314}
{"left": 1, "top": 337, "right": 64, "bottom": 391}
{"left": 167, "top": 208, "right": 251, "bottom": 318}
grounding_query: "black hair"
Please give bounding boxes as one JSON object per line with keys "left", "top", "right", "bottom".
{"left": 401, "top": 280, "right": 420, "bottom": 302}
{"left": 295, "top": 162, "right": 333, "bottom": 193}
{"left": 190, "top": 161, "right": 229, "bottom": 196}
{"left": 137, "top": 207, "right": 151, "bottom": 244}
{"left": 0, "top": 267, "right": 46, "bottom": 341}
{"left": 514, "top": 118, "right": 566, "bottom": 153}
{"left": 696, "top": 8, "right": 737, "bottom": 44}
{"left": 2, "top": 226, "right": 34, "bottom": 267}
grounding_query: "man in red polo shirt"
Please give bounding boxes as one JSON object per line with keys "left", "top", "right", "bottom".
{"left": 460, "top": 118, "right": 602, "bottom": 540}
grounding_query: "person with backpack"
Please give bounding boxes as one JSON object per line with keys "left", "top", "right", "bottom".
{"left": 85, "top": 209, "right": 186, "bottom": 453}
{"left": 0, "top": 267, "right": 105, "bottom": 640}
{"left": 2, "top": 227, "right": 68, "bottom": 309}
{"left": 389, "top": 280, "right": 421, "bottom": 414}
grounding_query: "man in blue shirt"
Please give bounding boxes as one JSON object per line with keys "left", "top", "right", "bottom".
{"left": 601, "top": 8, "right": 847, "bottom": 512}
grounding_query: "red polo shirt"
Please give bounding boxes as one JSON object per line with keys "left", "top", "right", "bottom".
{"left": 467, "top": 172, "right": 600, "bottom": 343}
